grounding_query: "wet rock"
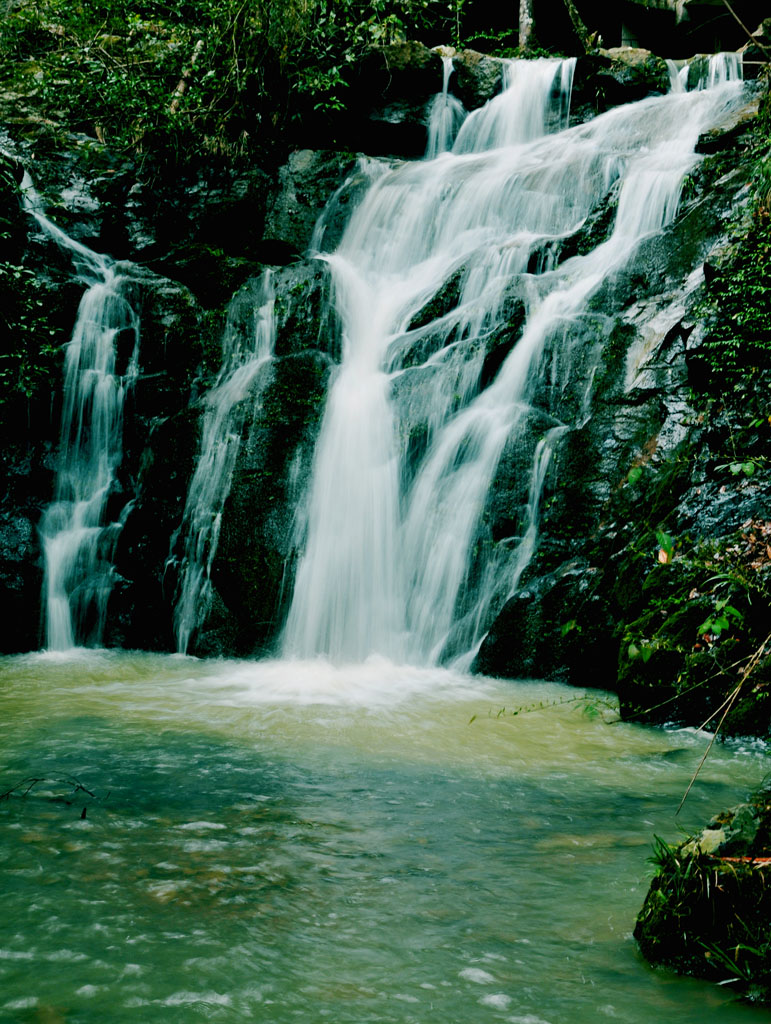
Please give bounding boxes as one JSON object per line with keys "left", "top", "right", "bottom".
{"left": 682, "top": 802, "right": 765, "bottom": 859}
{"left": 0, "top": 510, "right": 44, "bottom": 652}
{"left": 696, "top": 94, "right": 762, "bottom": 155}
{"left": 272, "top": 261, "right": 333, "bottom": 358}
{"left": 452, "top": 50, "right": 505, "bottom": 109}
{"left": 263, "top": 149, "right": 358, "bottom": 256}
{"left": 601, "top": 46, "right": 669, "bottom": 93}
{"left": 478, "top": 82, "right": 769, "bottom": 724}
{"left": 205, "top": 349, "right": 333, "bottom": 655}
{"left": 106, "top": 269, "right": 219, "bottom": 650}
{"left": 407, "top": 268, "right": 465, "bottom": 333}
{"left": 474, "top": 561, "right": 618, "bottom": 689}
{"left": 109, "top": 406, "right": 204, "bottom": 651}
{"left": 124, "top": 266, "right": 218, "bottom": 419}
{"left": 571, "top": 47, "right": 670, "bottom": 121}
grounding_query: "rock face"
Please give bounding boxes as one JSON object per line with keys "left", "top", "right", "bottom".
{"left": 451, "top": 49, "right": 505, "bottom": 108}
{"left": 0, "top": 92, "right": 361, "bottom": 654}
{"left": 474, "top": 86, "right": 771, "bottom": 722}
{"left": 263, "top": 149, "right": 359, "bottom": 256}
{"left": 571, "top": 47, "right": 670, "bottom": 122}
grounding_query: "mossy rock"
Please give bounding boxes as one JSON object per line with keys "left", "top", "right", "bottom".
{"left": 452, "top": 49, "right": 504, "bottom": 110}
{"left": 636, "top": 793, "right": 771, "bottom": 1002}
{"left": 272, "top": 261, "right": 331, "bottom": 358}
{"left": 474, "top": 560, "right": 617, "bottom": 690}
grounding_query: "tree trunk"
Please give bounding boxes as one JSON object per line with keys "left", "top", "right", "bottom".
{"left": 562, "top": 0, "right": 594, "bottom": 53}
{"left": 518, "top": 0, "right": 536, "bottom": 52}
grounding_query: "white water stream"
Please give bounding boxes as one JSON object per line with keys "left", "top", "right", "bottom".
{"left": 170, "top": 273, "right": 276, "bottom": 653}
{"left": 282, "top": 54, "right": 744, "bottom": 666}
{"left": 22, "top": 179, "right": 140, "bottom": 650}
{"left": 425, "top": 53, "right": 466, "bottom": 158}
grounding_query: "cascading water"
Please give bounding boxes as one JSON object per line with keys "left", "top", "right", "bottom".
{"left": 170, "top": 274, "right": 276, "bottom": 654}
{"left": 701, "top": 51, "right": 742, "bottom": 89}
{"left": 666, "top": 59, "right": 687, "bottom": 93}
{"left": 282, "top": 54, "right": 745, "bottom": 667}
{"left": 22, "top": 178, "right": 140, "bottom": 651}
{"left": 425, "top": 53, "right": 466, "bottom": 158}
{"left": 667, "top": 52, "right": 742, "bottom": 93}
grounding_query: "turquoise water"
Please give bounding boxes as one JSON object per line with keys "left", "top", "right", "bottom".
{"left": 0, "top": 651, "right": 768, "bottom": 1023}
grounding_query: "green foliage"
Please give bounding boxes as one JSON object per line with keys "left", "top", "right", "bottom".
{"left": 698, "top": 597, "right": 743, "bottom": 639}
{"left": 655, "top": 528, "right": 675, "bottom": 563}
{"left": 616, "top": 523, "right": 771, "bottom": 734}
{"left": 0, "top": 253, "right": 62, "bottom": 407}
{"left": 470, "top": 690, "right": 618, "bottom": 724}
{"left": 717, "top": 458, "right": 760, "bottom": 478}
{"left": 691, "top": 88, "right": 771, "bottom": 402}
{"left": 694, "top": 213, "right": 771, "bottom": 395}
{"left": 636, "top": 820, "right": 771, "bottom": 999}
{"left": 0, "top": 0, "right": 473, "bottom": 158}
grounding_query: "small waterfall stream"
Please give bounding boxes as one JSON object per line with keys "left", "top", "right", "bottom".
{"left": 23, "top": 179, "right": 140, "bottom": 650}
{"left": 425, "top": 53, "right": 466, "bottom": 158}
{"left": 170, "top": 273, "right": 276, "bottom": 653}
{"left": 282, "top": 54, "right": 745, "bottom": 666}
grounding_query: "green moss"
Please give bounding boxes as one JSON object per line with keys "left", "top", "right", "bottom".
{"left": 689, "top": 86, "right": 771, "bottom": 403}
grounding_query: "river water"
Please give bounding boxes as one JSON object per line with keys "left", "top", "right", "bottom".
{"left": 1, "top": 652, "right": 768, "bottom": 1022}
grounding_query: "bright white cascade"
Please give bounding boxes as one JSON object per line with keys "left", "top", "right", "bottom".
{"left": 170, "top": 274, "right": 276, "bottom": 653}
{"left": 668, "top": 52, "right": 743, "bottom": 93}
{"left": 425, "top": 54, "right": 466, "bottom": 158}
{"left": 23, "top": 178, "right": 140, "bottom": 650}
{"left": 282, "top": 54, "right": 744, "bottom": 667}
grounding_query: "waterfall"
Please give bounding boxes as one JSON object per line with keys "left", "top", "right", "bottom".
{"left": 701, "top": 52, "right": 742, "bottom": 89}
{"left": 425, "top": 54, "right": 466, "bottom": 158}
{"left": 170, "top": 273, "right": 276, "bottom": 653}
{"left": 281, "top": 55, "right": 746, "bottom": 667}
{"left": 665, "top": 59, "right": 687, "bottom": 93}
{"left": 22, "top": 178, "right": 140, "bottom": 650}
{"left": 453, "top": 57, "right": 574, "bottom": 154}
{"left": 668, "top": 51, "right": 743, "bottom": 93}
